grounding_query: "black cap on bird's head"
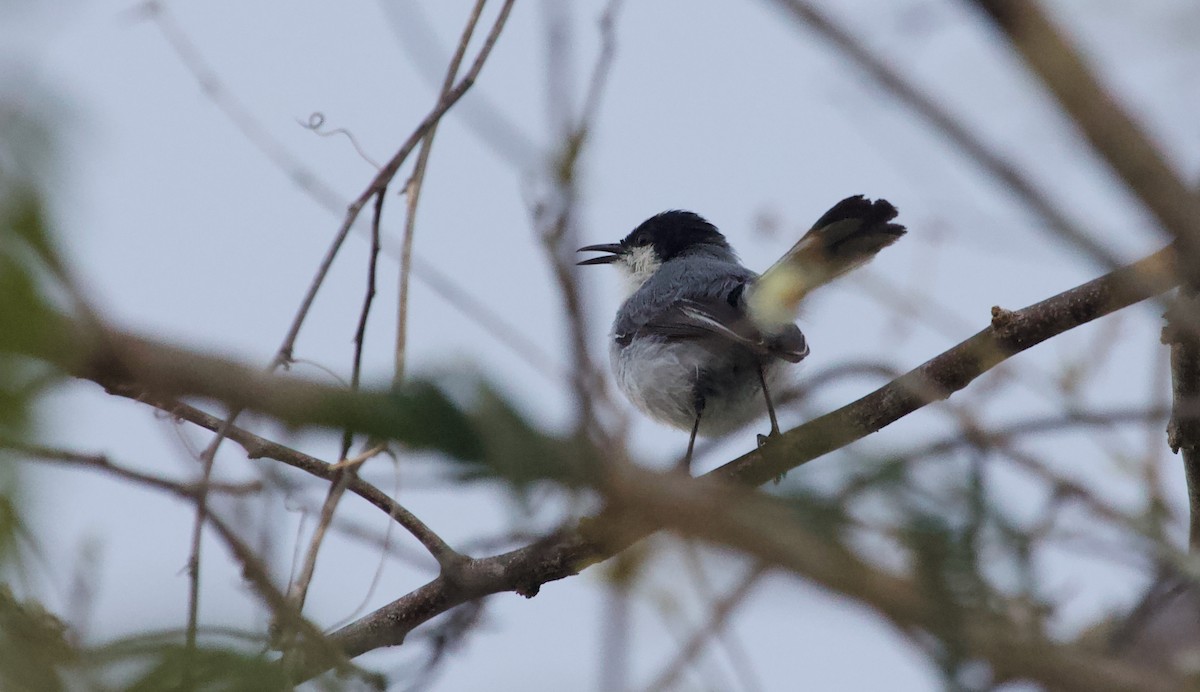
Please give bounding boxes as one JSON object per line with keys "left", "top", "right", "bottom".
{"left": 577, "top": 210, "right": 731, "bottom": 266}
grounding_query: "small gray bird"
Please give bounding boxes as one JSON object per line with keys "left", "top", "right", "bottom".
{"left": 578, "top": 195, "right": 905, "bottom": 470}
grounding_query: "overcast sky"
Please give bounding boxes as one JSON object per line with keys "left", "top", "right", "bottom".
{"left": 4, "top": 0, "right": 1200, "bottom": 689}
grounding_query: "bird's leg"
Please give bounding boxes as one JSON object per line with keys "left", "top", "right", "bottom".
{"left": 680, "top": 393, "right": 705, "bottom": 473}
{"left": 756, "top": 362, "right": 781, "bottom": 446}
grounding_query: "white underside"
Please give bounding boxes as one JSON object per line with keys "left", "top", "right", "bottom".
{"left": 611, "top": 338, "right": 792, "bottom": 436}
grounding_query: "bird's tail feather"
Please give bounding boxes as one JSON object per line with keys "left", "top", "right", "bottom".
{"left": 748, "top": 195, "right": 906, "bottom": 329}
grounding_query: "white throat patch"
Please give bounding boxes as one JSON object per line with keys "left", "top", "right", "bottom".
{"left": 618, "top": 245, "right": 662, "bottom": 298}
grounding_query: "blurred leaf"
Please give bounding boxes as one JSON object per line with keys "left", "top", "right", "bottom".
{"left": 454, "top": 380, "right": 596, "bottom": 492}
{"left": 379, "top": 380, "right": 485, "bottom": 461}
{"left": 121, "top": 645, "right": 289, "bottom": 692}
{"left": 0, "top": 488, "right": 19, "bottom": 566}
{"left": 779, "top": 486, "right": 851, "bottom": 539}
{"left": 0, "top": 177, "right": 58, "bottom": 573}
{"left": 0, "top": 584, "right": 75, "bottom": 692}
{"left": 2, "top": 187, "right": 59, "bottom": 274}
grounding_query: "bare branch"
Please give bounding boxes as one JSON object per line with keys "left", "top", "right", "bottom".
{"left": 716, "top": 247, "right": 1177, "bottom": 485}
{"left": 767, "top": 0, "right": 1123, "bottom": 268}
{"left": 143, "top": 1, "right": 561, "bottom": 381}
{"left": 395, "top": 0, "right": 488, "bottom": 385}
{"left": 972, "top": 1, "right": 1200, "bottom": 278}
{"left": 283, "top": 189, "right": 390, "bottom": 630}
{"left": 288, "top": 445, "right": 387, "bottom": 618}
{"left": 644, "top": 563, "right": 767, "bottom": 692}
{"left": 124, "top": 392, "right": 460, "bottom": 565}
{"left": 1165, "top": 290, "right": 1200, "bottom": 550}
{"left": 0, "top": 435, "right": 357, "bottom": 681}
{"left": 532, "top": 0, "right": 628, "bottom": 445}
{"left": 0, "top": 440, "right": 259, "bottom": 497}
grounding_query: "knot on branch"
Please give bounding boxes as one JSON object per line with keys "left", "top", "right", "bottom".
{"left": 514, "top": 582, "right": 541, "bottom": 599}
{"left": 990, "top": 306, "right": 1019, "bottom": 333}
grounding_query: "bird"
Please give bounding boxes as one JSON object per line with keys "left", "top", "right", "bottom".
{"left": 578, "top": 195, "right": 906, "bottom": 471}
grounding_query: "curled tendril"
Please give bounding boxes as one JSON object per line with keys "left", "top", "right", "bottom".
{"left": 299, "top": 112, "right": 380, "bottom": 169}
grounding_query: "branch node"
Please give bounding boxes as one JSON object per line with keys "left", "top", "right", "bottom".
{"left": 434, "top": 550, "right": 474, "bottom": 589}
{"left": 990, "top": 305, "right": 1017, "bottom": 330}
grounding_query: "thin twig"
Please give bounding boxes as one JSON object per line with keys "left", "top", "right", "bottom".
{"left": 139, "top": 0, "right": 515, "bottom": 664}
{"left": 300, "top": 112, "right": 381, "bottom": 169}
{"left": 579, "top": 0, "right": 625, "bottom": 128}
{"left": 288, "top": 188, "right": 392, "bottom": 627}
{"left": 288, "top": 443, "right": 386, "bottom": 616}
{"left": 395, "top": 0, "right": 488, "bottom": 384}
{"left": 341, "top": 190, "right": 386, "bottom": 459}
{"left": 644, "top": 563, "right": 767, "bottom": 692}
{"left": 140, "top": 0, "right": 515, "bottom": 370}
{"left": 972, "top": 1, "right": 1200, "bottom": 280}
{"left": 184, "top": 409, "right": 239, "bottom": 676}
{"left": 766, "top": 0, "right": 1124, "bottom": 270}
{"left": 1, "top": 434, "right": 360, "bottom": 681}
{"left": 314, "top": 0, "right": 517, "bottom": 364}
{"left": 1, "top": 440, "right": 261, "bottom": 497}
{"left": 200, "top": 511, "right": 366, "bottom": 682}
{"left": 532, "top": 0, "right": 628, "bottom": 445}
{"left": 121, "top": 391, "right": 461, "bottom": 563}
{"left": 143, "top": 2, "right": 561, "bottom": 380}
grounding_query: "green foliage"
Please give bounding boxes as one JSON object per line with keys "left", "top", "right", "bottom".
{"left": 0, "top": 189, "right": 55, "bottom": 439}
{"left": 382, "top": 380, "right": 486, "bottom": 462}
{"left": 120, "top": 645, "right": 290, "bottom": 692}
{"left": 0, "top": 584, "right": 74, "bottom": 692}
{"left": 0, "top": 125, "right": 62, "bottom": 572}
{"left": 459, "top": 381, "right": 596, "bottom": 490}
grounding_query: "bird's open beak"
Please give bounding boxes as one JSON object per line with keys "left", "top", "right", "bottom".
{"left": 576, "top": 243, "right": 624, "bottom": 266}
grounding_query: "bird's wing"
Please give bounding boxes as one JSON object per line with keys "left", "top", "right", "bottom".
{"left": 634, "top": 290, "right": 808, "bottom": 363}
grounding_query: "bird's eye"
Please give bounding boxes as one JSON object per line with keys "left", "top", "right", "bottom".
{"left": 635, "top": 234, "right": 651, "bottom": 247}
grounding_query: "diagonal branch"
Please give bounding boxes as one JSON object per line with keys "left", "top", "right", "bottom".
{"left": 971, "top": 1, "right": 1200, "bottom": 279}
{"left": 1, "top": 440, "right": 260, "bottom": 497}
{"left": 113, "top": 390, "right": 457, "bottom": 566}
{"left": 717, "top": 247, "right": 1177, "bottom": 485}
{"left": 395, "top": 0, "right": 488, "bottom": 384}
{"left": 767, "top": 0, "right": 1122, "bottom": 269}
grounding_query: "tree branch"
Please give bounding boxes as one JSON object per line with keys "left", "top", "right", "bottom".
{"left": 767, "top": 0, "right": 1122, "bottom": 269}
{"left": 115, "top": 391, "right": 459, "bottom": 566}
{"left": 716, "top": 247, "right": 1177, "bottom": 484}
{"left": 1165, "top": 290, "right": 1200, "bottom": 550}
{"left": 972, "top": 1, "right": 1200, "bottom": 279}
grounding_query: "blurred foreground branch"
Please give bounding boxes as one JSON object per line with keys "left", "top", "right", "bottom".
{"left": 973, "top": 0, "right": 1200, "bottom": 281}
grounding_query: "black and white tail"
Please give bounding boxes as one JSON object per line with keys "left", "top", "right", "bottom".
{"left": 748, "top": 195, "right": 906, "bottom": 329}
